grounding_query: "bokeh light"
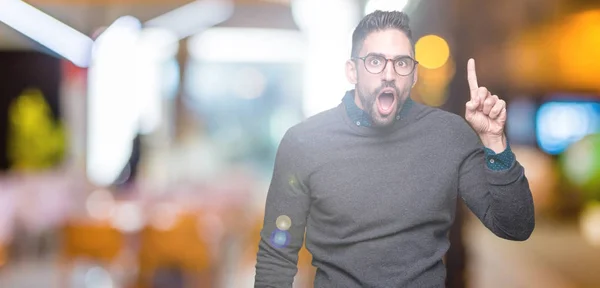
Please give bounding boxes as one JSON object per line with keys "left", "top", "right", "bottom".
{"left": 415, "top": 35, "right": 450, "bottom": 70}
{"left": 270, "top": 229, "right": 290, "bottom": 248}
{"left": 149, "top": 203, "right": 180, "bottom": 231}
{"left": 506, "top": 9, "right": 600, "bottom": 92}
{"left": 110, "top": 202, "right": 144, "bottom": 233}
{"left": 561, "top": 134, "right": 600, "bottom": 199}
{"left": 276, "top": 215, "right": 292, "bottom": 231}
{"left": 536, "top": 102, "right": 600, "bottom": 155}
{"left": 580, "top": 201, "right": 600, "bottom": 247}
{"left": 288, "top": 175, "right": 303, "bottom": 194}
{"left": 85, "top": 189, "right": 115, "bottom": 221}
{"left": 557, "top": 10, "right": 600, "bottom": 91}
{"left": 289, "top": 175, "right": 298, "bottom": 188}
{"left": 84, "top": 266, "right": 114, "bottom": 288}
{"left": 413, "top": 56, "right": 455, "bottom": 107}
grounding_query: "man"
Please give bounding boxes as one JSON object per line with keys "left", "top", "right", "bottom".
{"left": 255, "top": 10, "right": 534, "bottom": 287}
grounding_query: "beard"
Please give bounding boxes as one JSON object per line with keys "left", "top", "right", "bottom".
{"left": 357, "top": 80, "right": 411, "bottom": 128}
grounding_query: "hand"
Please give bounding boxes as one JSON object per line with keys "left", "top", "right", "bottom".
{"left": 465, "top": 58, "right": 507, "bottom": 137}
{"left": 465, "top": 58, "right": 508, "bottom": 152}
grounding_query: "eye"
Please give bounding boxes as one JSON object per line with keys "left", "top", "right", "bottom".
{"left": 369, "top": 58, "right": 382, "bottom": 66}
{"left": 395, "top": 59, "right": 408, "bottom": 68}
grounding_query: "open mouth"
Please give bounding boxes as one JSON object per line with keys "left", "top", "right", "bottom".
{"left": 376, "top": 90, "right": 396, "bottom": 116}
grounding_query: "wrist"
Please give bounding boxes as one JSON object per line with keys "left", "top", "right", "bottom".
{"left": 480, "top": 133, "right": 507, "bottom": 153}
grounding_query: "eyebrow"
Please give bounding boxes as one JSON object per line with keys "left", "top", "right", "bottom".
{"left": 366, "top": 53, "right": 413, "bottom": 59}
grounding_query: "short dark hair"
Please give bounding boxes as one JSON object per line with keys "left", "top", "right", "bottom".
{"left": 350, "top": 10, "right": 414, "bottom": 58}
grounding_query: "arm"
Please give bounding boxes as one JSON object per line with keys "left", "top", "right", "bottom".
{"left": 460, "top": 58, "right": 534, "bottom": 240}
{"left": 458, "top": 128, "right": 535, "bottom": 241}
{"left": 255, "top": 130, "right": 312, "bottom": 287}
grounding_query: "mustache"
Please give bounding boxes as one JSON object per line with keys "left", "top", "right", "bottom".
{"left": 374, "top": 81, "right": 400, "bottom": 95}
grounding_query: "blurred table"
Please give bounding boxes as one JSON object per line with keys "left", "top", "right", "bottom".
{"left": 465, "top": 217, "right": 600, "bottom": 288}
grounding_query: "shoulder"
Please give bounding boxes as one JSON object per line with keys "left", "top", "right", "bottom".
{"left": 274, "top": 107, "right": 341, "bottom": 174}
{"left": 284, "top": 105, "right": 342, "bottom": 143}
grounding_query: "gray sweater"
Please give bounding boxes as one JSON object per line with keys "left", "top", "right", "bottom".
{"left": 255, "top": 96, "right": 535, "bottom": 287}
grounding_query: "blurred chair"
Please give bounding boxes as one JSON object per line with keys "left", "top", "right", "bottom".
{"left": 137, "top": 210, "right": 215, "bottom": 288}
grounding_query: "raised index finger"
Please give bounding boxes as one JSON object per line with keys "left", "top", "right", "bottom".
{"left": 467, "top": 58, "right": 479, "bottom": 97}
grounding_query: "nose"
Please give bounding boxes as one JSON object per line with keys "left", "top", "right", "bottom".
{"left": 383, "top": 59, "right": 395, "bottom": 81}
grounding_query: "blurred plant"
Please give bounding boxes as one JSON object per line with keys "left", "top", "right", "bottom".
{"left": 7, "top": 88, "right": 66, "bottom": 171}
{"left": 560, "top": 133, "right": 600, "bottom": 202}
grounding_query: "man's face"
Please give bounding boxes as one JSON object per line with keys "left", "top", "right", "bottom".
{"left": 347, "top": 29, "right": 417, "bottom": 128}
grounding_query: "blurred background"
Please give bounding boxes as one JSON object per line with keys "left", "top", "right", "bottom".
{"left": 0, "top": 0, "right": 600, "bottom": 287}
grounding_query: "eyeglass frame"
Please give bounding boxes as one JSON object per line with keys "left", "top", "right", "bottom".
{"left": 352, "top": 53, "right": 419, "bottom": 76}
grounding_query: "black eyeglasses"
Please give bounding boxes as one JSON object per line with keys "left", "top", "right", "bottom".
{"left": 353, "top": 54, "right": 418, "bottom": 76}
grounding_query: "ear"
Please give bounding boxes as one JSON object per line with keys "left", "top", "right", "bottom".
{"left": 345, "top": 59, "right": 358, "bottom": 85}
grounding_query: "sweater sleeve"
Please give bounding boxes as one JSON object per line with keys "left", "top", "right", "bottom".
{"left": 254, "top": 130, "right": 312, "bottom": 287}
{"left": 457, "top": 122, "right": 535, "bottom": 241}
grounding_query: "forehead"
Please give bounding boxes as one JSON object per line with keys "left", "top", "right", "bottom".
{"left": 359, "top": 29, "right": 412, "bottom": 58}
